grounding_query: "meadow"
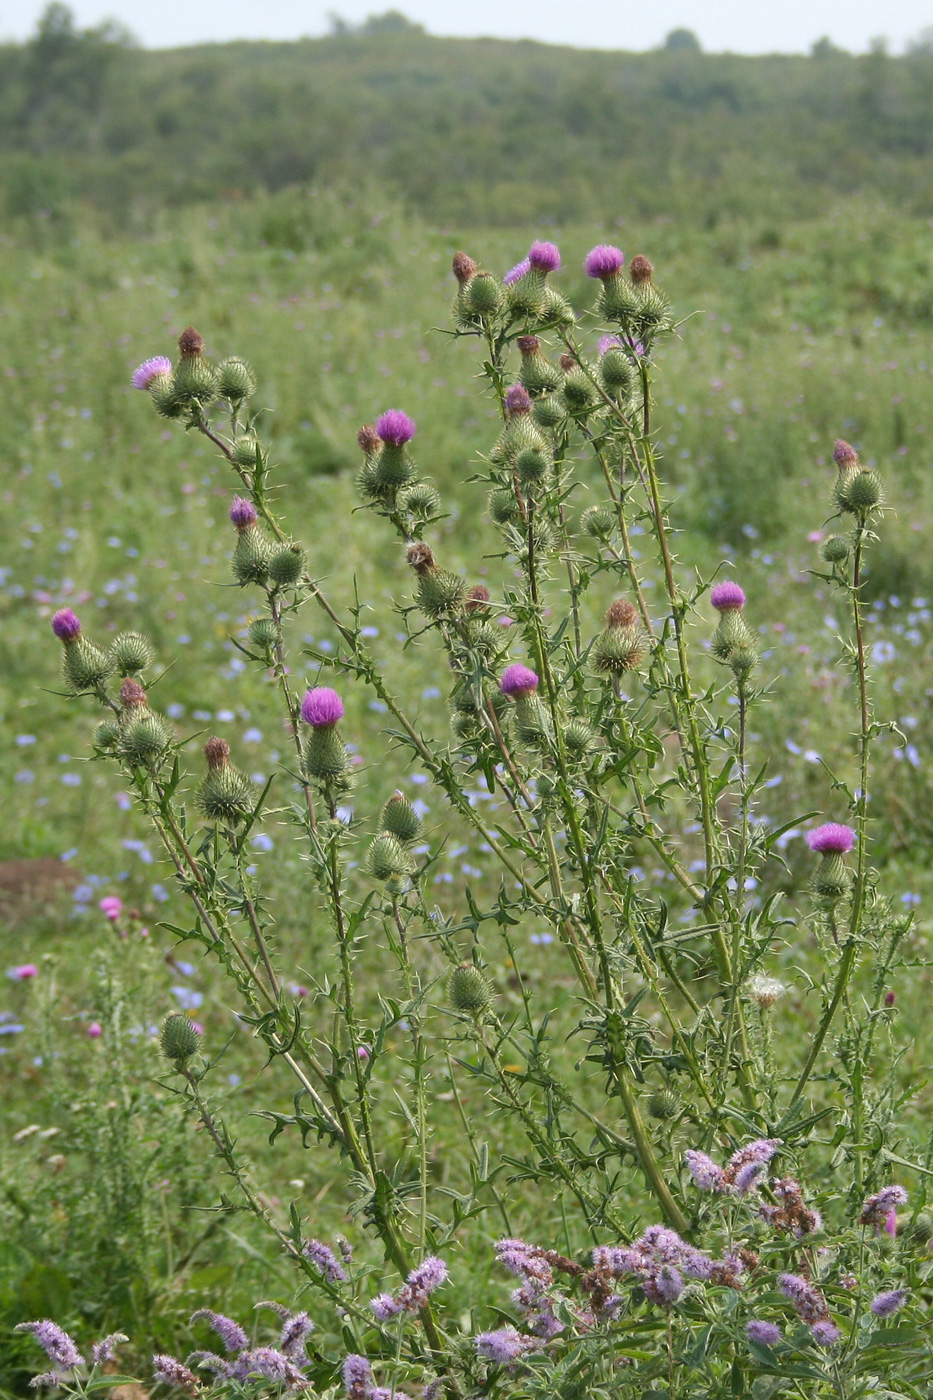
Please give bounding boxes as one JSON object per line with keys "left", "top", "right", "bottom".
{"left": 1, "top": 179, "right": 933, "bottom": 1395}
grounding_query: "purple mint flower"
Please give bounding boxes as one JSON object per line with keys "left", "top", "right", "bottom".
{"left": 734, "top": 1159, "right": 769, "bottom": 1195}
{"left": 152, "top": 1356, "right": 199, "bottom": 1391}
{"left": 278, "top": 1313, "right": 313, "bottom": 1360}
{"left": 584, "top": 244, "right": 625, "bottom": 279}
{"left": 810, "top": 1320, "right": 840, "bottom": 1347}
{"left": 91, "top": 1334, "right": 128, "bottom": 1365}
{"left": 375, "top": 410, "right": 416, "bottom": 447}
{"left": 884, "top": 1207, "right": 898, "bottom": 1236}
{"left": 833, "top": 439, "right": 858, "bottom": 468}
{"left": 370, "top": 1292, "right": 402, "bottom": 1321}
{"left": 500, "top": 664, "right": 539, "bottom": 698}
{"left": 186, "top": 1351, "right": 233, "bottom": 1377}
{"left": 400, "top": 1255, "right": 448, "bottom": 1309}
{"left": 189, "top": 1309, "right": 248, "bottom": 1354}
{"left": 505, "top": 383, "right": 532, "bottom": 415}
{"left": 342, "top": 1353, "right": 372, "bottom": 1397}
{"left": 303, "top": 1238, "right": 348, "bottom": 1283}
{"left": 370, "top": 1389, "right": 413, "bottom": 1400}
{"left": 807, "top": 823, "right": 856, "bottom": 855}
{"left": 870, "top": 1288, "right": 907, "bottom": 1318}
{"left": 710, "top": 581, "right": 746, "bottom": 612}
{"left": 746, "top": 1319, "right": 781, "bottom": 1346}
{"left": 132, "top": 356, "right": 173, "bottom": 390}
{"left": 15, "top": 1322, "right": 83, "bottom": 1370}
{"left": 233, "top": 1348, "right": 306, "bottom": 1388}
{"left": 301, "top": 686, "right": 344, "bottom": 728}
{"left": 503, "top": 257, "right": 531, "bottom": 286}
{"left": 778, "top": 1274, "right": 828, "bottom": 1325}
{"left": 527, "top": 1311, "right": 564, "bottom": 1339}
{"left": 598, "top": 335, "right": 623, "bottom": 355}
{"left": 51, "top": 608, "right": 82, "bottom": 642}
{"left": 229, "top": 496, "right": 258, "bottom": 529}
{"left": 476, "top": 1327, "right": 528, "bottom": 1364}
{"left": 643, "top": 1264, "right": 684, "bottom": 1306}
{"left": 684, "top": 1150, "right": 725, "bottom": 1192}
{"left": 528, "top": 241, "right": 561, "bottom": 273}
{"left": 859, "top": 1184, "right": 908, "bottom": 1229}
{"left": 724, "top": 1138, "right": 781, "bottom": 1190}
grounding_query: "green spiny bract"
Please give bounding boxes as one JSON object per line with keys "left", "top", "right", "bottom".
{"left": 248, "top": 617, "right": 279, "bottom": 650}
{"left": 448, "top": 963, "right": 492, "bottom": 1013}
{"left": 563, "top": 717, "right": 596, "bottom": 759}
{"left": 833, "top": 465, "right": 860, "bottom": 512}
{"left": 464, "top": 273, "right": 503, "bottom": 319}
{"left": 489, "top": 486, "right": 522, "bottom": 526}
{"left": 150, "top": 375, "right": 185, "bottom": 419}
{"left": 216, "top": 356, "right": 257, "bottom": 402}
{"left": 590, "top": 625, "right": 646, "bottom": 677}
{"left": 233, "top": 435, "right": 261, "bottom": 468}
{"left": 516, "top": 336, "right": 562, "bottom": 397}
{"left": 467, "top": 619, "right": 505, "bottom": 659}
{"left": 357, "top": 456, "right": 392, "bottom": 503}
{"left": 109, "top": 631, "right": 154, "bottom": 676}
{"left": 632, "top": 284, "right": 673, "bottom": 342}
{"left": 506, "top": 268, "right": 547, "bottom": 322}
{"left": 560, "top": 362, "right": 597, "bottom": 415}
{"left": 373, "top": 443, "right": 416, "bottom": 490}
{"left": 233, "top": 525, "right": 272, "bottom": 586}
{"left": 397, "top": 482, "right": 441, "bottom": 521}
{"left": 367, "top": 832, "right": 413, "bottom": 881}
{"left": 418, "top": 568, "right": 465, "bottom": 619}
{"left": 172, "top": 354, "right": 219, "bottom": 408}
{"left": 648, "top": 1089, "right": 679, "bottom": 1120}
{"left": 712, "top": 610, "right": 757, "bottom": 665}
{"left": 94, "top": 718, "right": 121, "bottom": 751}
{"left": 532, "top": 395, "right": 566, "bottom": 431}
{"left": 839, "top": 469, "right": 883, "bottom": 514}
{"left": 267, "top": 543, "right": 305, "bottom": 587}
{"left": 729, "top": 643, "right": 759, "bottom": 680}
{"left": 62, "top": 636, "right": 113, "bottom": 693}
{"left": 599, "top": 347, "right": 635, "bottom": 395}
{"left": 812, "top": 853, "right": 853, "bottom": 902}
{"left": 580, "top": 504, "right": 616, "bottom": 539}
{"left": 160, "top": 1012, "right": 200, "bottom": 1062}
{"left": 514, "top": 693, "right": 552, "bottom": 748}
{"left": 597, "top": 276, "right": 640, "bottom": 325}
{"left": 821, "top": 534, "right": 850, "bottom": 564}
{"left": 302, "top": 725, "right": 349, "bottom": 782}
{"left": 380, "top": 791, "right": 422, "bottom": 843}
{"left": 197, "top": 738, "right": 255, "bottom": 825}
{"left": 538, "top": 287, "right": 575, "bottom": 328}
{"left": 515, "top": 446, "right": 550, "bottom": 488}
{"left": 118, "top": 712, "right": 171, "bottom": 766}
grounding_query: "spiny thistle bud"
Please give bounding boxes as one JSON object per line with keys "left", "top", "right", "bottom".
{"left": 539, "top": 286, "right": 574, "bottom": 328}
{"left": 407, "top": 543, "right": 464, "bottom": 618}
{"left": 832, "top": 439, "right": 861, "bottom": 510}
{"left": 452, "top": 251, "right": 478, "bottom": 285}
{"left": 301, "top": 687, "right": 349, "bottom": 781}
{"left": 172, "top": 328, "right": 218, "bottom": 407}
{"left": 465, "top": 584, "right": 491, "bottom": 614}
{"left": 468, "top": 620, "right": 503, "bottom": 658}
{"left": 807, "top": 823, "right": 855, "bottom": 902}
{"left": 606, "top": 599, "right": 639, "bottom": 629}
{"left": 465, "top": 272, "right": 503, "bottom": 318}
{"left": 630, "top": 255, "right": 654, "bottom": 285}
{"left": 109, "top": 631, "right": 154, "bottom": 676}
{"left": 532, "top": 394, "right": 565, "bottom": 430}
{"left": 821, "top": 534, "right": 850, "bottom": 564}
{"left": 633, "top": 284, "right": 673, "bottom": 339}
{"left": 564, "top": 716, "right": 596, "bottom": 758}
{"left": 599, "top": 346, "right": 635, "bottom": 395}
{"left": 560, "top": 361, "right": 596, "bottom": 414}
{"left": 119, "top": 712, "right": 170, "bottom": 766}
{"left": 647, "top": 1089, "right": 679, "bottom": 1120}
{"left": 368, "top": 832, "right": 413, "bottom": 882}
{"left": 398, "top": 481, "right": 441, "bottom": 521}
{"left": 267, "top": 543, "right": 305, "bottom": 587}
{"left": 61, "top": 631, "right": 113, "bottom": 693}
{"left": 516, "top": 446, "right": 550, "bottom": 488}
{"left": 216, "top": 356, "right": 257, "bottom": 402}
{"left": 710, "top": 581, "right": 756, "bottom": 666}
{"left": 94, "top": 718, "right": 120, "bottom": 751}
{"left": 373, "top": 409, "right": 417, "bottom": 489}
{"left": 591, "top": 624, "right": 646, "bottom": 677}
{"left": 160, "top": 1011, "right": 200, "bottom": 1062}
{"left": 233, "top": 435, "right": 261, "bottom": 468}
{"left": 120, "top": 677, "right": 148, "bottom": 710}
{"left": 581, "top": 504, "right": 616, "bottom": 538}
{"left": 178, "top": 327, "right": 204, "bottom": 358}
{"left": 198, "top": 736, "right": 255, "bottom": 825}
{"left": 488, "top": 487, "right": 521, "bottom": 525}
{"left": 381, "top": 791, "right": 422, "bottom": 843}
{"left": 151, "top": 375, "right": 184, "bottom": 419}
{"left": 730, "top": 643, "right": 758, "bottom": 679}
{"left": 248, "top": 616, "right": 279, "bottom": 650}
{"left": 501, "top": 664, "right": 550, "bottom": 746}
{"left": 516, "top": 335, "right": 561, "bottom": 397}
{"left": 407, "top": 542, "right": 435, "bottom": 574}
{"left": 230, "top": 500, "right": 271, "bottom": 585}
{"left": 840, "top": 469, "right": 883, "bottom": 514}
{"left": 448, "top": 963, "right": 492, "bottom": 1013}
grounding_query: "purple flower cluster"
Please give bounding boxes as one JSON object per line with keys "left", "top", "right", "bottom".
{"left": 15, "top": 1321, "right": 83, "bottom": 1372}
{"left": 806, "top": 823, "right": 856, "bottom": 855}
{"left": 870, "top": 1288, "right": 907, "bottom": 1318}
{"left": 584, "top": 244, "right": 625, "bottom": 279}
{"left": 301, "top": 686, "right": 345, "bottom": 728}
{"left": 475, "top": 1325, "right": 534, "bottom": 1365}
{"left": 132, "top": 356, "right": 172, "bottom": 390}
{"left": 369, "top": 1256, "right": 447, "bottom": 1321}
{"left": 154, "top": 1307, "right": 312, "bottom": 1390}
{"left": 710, "top": 581, "right": 746, "bottom": 613}
{"left": 375, "top": 410, "right": 416, "bottom": 447}
{"left": 778, "top": 1274, "right": 838, "bottom": 1344}
{"left": 303, "top": 1237, "right": 348, "bottom": 1283}
{"left": 341, "top": 1353, "right": 411, "bottom": 1400}
{"left": 746, "top": 1319, "right": 781, "bottom": 1347}
{"left": 494, "top": 1238, "right": 563, "bottom": 1338}
{"left": 592, "top": 1223, "right": 741, "bottom": 1310}
{"left": 503, "top": 257, "right": 531, "bottom": 286}
{"left": 500, "top": 664, "right": 539, "bottom": 697}
{"left": 859, "top": 1184, "right": 908, "bottom": 1230}
{"left": 684, "top": 1138, "right": 781, "bottom": 1196}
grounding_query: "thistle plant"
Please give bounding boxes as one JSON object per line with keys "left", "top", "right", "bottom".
{"left": 35, "top": 247, "right": 932, "bottom": 1396}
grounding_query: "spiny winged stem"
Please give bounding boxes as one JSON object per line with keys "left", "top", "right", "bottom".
{"left": 389, "top": 898, "right": 430, "bottom": 1255}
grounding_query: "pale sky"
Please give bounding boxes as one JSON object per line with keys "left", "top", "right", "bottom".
{"left": 1, "top": 0, "right": 931, "bottom": 53}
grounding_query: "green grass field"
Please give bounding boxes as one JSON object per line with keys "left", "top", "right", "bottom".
{"left": 2, "top": 186, "right": 933, "bottom": 1391}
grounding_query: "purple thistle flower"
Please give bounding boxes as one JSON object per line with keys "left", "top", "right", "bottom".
{"left": 584, "top": 245, "right": 625, "bottom": 279}
{"left": 505, "top": 383, "right": 532, "bottom": 415}
{"left": 870, "top": 1288, "right": 907, "bottom": 1318}
{"left": 476, "top": 1326, "right": 529, "bottom": 1364}
{"left": 189, "top": 1309, "right": 248, "bottom": 1354}
{"left": 229, "top": 496, "right": 258, "bottom": 530}
{"left": 132, "top": 356, "right": 173, "bottom": 390}
{"left": 710, "top": 581, "right": 746, "bottom": 613}
{"left": 810, "top": 1320, "right": 840, "bottom": 1347}
{"left": 15, "top": 1322, "right": 83, "bottom": 1370}
{"left": 598, "top": 335, "right": 623, "bottom": 355}
{"left": 746, "top": 1319, "right": 781, "bottom": 1346}
{"left": 859, "top": 1184, "right": 908, "bottom": 1228}
{"left": 807, "top": 823, "right": 856, "bottom": 854}
{"left": 301, "top": 686, "right": 344, "bottom": 728}
{"left": 232, "top": 1348, "right": 306, "bottom": 1388}
{"left": 303, "top": 1238, "right": 348, "bottom": 1283}
{"left": 684, "top": 1149, "right": 725, "bottom": 1192}
{"left": 342, "top": 1353, "right": 372, "bottom": 1397}
{"left": 833, "top": 439, "right": 858, "bottom": 468}
{"left": 375, "top": 410, "right": 416, "bottom": 447}
{"left": 643, "top": 1264, "right": 684, "bottom": 1306}
{"left": 503, "top": 257, "right": 531, "bottom": 286}
{"left": 528, "top": 241, "right": 561, "bottom": 273}
{"left": 51, "top": 608, "right": 82, "bottom": 642}
{"left": 91, "top": 1334, "right": 128, "bottom": 1365}
{"left": 778, "top": 1274, "right": 828, "bottom": 1325}
{"left": 500, "top": 664, "right": 539, "bottom": 698}
{"left": 370, "top": 1292, "right": 402, "bottom": 1321}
